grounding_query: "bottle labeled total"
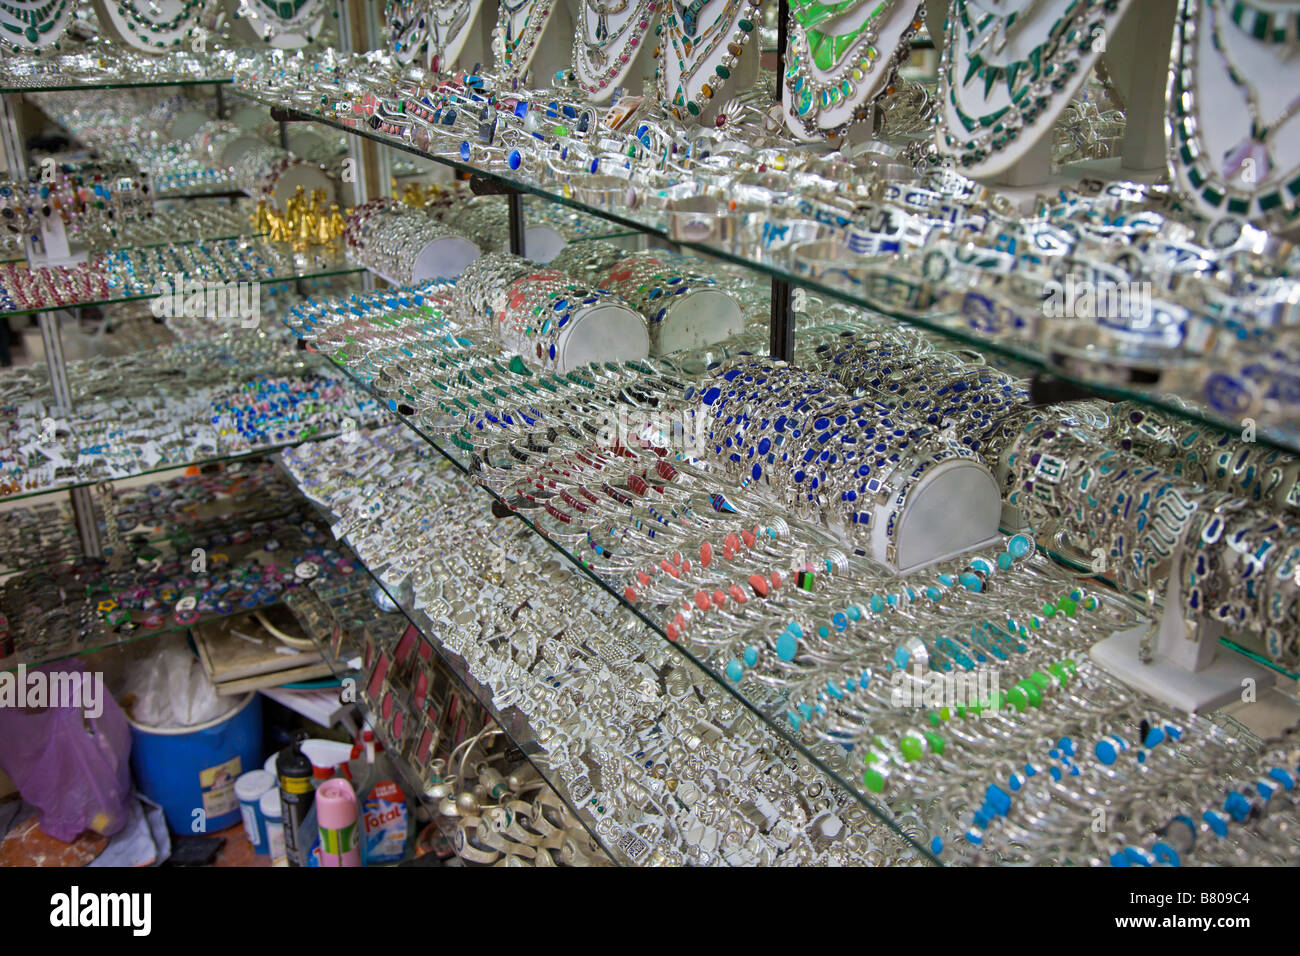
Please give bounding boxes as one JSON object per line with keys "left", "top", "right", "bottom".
{"left": 350, "top": 729, "right": 412, "bottom": 864}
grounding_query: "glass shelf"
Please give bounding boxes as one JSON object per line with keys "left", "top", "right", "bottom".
{"left": 0, "top": 505, "right": 356, "bottom": 672}
{"left": 0, "top": 199, "right": 267, "bottom": 265}
{"left": 0, "top": 47, "right": 230, "bottom": 94}
{"left": 0, "top": 330, "right": 385, "bottom": 504}
{"left": 276, "top": 434, "right": 926, "bottom": 866}
{"left": 290, "top": 326, "right": 942, "bottom": 865}
{"left": 0, "top": 77, "right": 230, "bottom": 94}
{"left": 0, "top": 459, "right": 313, "bottom": 576}
{"left": 304, "top": 549, "right": 627, "bottom": 866}
{"left": 227, "top": 87, "right": 1300, "bottom": 457}
{"left": 0, "top": 261, "right": 365, "bottom": 319}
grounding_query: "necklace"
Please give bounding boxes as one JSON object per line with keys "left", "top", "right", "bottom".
{"left": 1168, "top": 0, "right": 1300, "bottom": 227}
{"left": 0, "top": 0, "right": 74, "bottom": 52}
{"left": 1226, "top": 0, "right": 1300, "bottom": 43}
{"left": 964, "top": 0, "right": 1045, "bottom": 57}
{"left": 429, "top": 1, "right": 473, "bottom": 68}
{"left": 588, "top": 0, "right": 630, "bottom": 40}
{"left": 387, "top": 1, "right": 432, "bottom": 65}
{"left": 92, "top": 0, "right": 209, "bottom": 52}
{"left": 654, "top": 0, "right": 760, "bottom": 119}
{"left": 575, "top": 0, "right": 658, "bottom": 94}
{"left": 237, "top": 0, "right": 328, "bottom": 44}
{"left": 783, "top": 0, "right": 923, "bottom": 136}
{"left": 1210, "top": 0, "right": 1300, "bottom": 184}
{"left": 938, "top": 0, "right": 1126, "bottom": 172}
{"left": 494, "top": 0, "right": 554, "bottom": 81}
{"left": 387, "top": 0, "right": 472, "bottom": 69}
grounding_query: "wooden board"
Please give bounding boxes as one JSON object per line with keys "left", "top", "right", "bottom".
{"left": 213, "top": 661, "right": 335, "bottom": 697}
{"left": 193, "top": 615, "right": 324, "bottom": 686}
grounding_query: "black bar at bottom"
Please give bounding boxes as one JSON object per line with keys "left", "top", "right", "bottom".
{"left": 770, "top": 276, "right": 794, "bottom": 362}
{"left": 507, "top": 190, "right": 525, "bottom": 257}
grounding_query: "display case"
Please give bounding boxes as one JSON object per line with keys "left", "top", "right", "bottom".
{"left": 4, "top": 0, "right": 1300, "bottom": 869}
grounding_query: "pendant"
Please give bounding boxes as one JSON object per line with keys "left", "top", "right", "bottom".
{"left": 1223, "top": 137, "right": 1272, "bottom": 182}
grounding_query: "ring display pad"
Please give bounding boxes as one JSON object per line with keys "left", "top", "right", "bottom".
{"left": 865, "top": 458, "right": 1003, "bottom": 572}
{"left": 1091, "top": 552, "right": 1276, "bottom": 713}
{"left": 168, "top": 108, "right": 213, "bottom": 142}
{"left": 547, "top": 302, "right": 652, "bottom": 371}
{"left": 494, "top": 0, "right": 566, "bottom": 83}
{"left": 575, "top": 0, "right": 661, "bottom": 102}
{"left": 590, "top": 250, "right": 744, "bottom": 355}
{"left": 219, "top": 134, "right": 267, "bottom": 169}
{"left": 236, "top": 0, "right": 330, "bottom": 48}
{"left": 937, "top": 0, "right": 1135, "bottom": 179}
{"left": 0, "top": 0, "right": 75, "bottom": 52}
{"left": 91, "top": 0, "right": 214, "bottom": 52}
{"left": 410, "top": 235, "right": 482, "bottom": 281}
{"left": 191, "top": 121, "right": 263, "bottom": 168}
{"left": 230, "top": 104, "right": 272, "bottom": 131}
{"left": 657, "top": 0, "right": 762, "bottom": 123}
{"left": 387, "top": 0, "right": 488, "bottom": 72}
{"left": 523, "top": 224, "right": 567, "bottom": 262}
{"left": 1167, "top": 0, "right": 1300, "bottom": 234}
{"left": 493, "top": 293, "right": 651, "bottom": 373}
{"left": 781, "top": 0, "right": 924, "bottom": 138}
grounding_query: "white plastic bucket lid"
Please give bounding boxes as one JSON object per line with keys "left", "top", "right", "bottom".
{"left": 235, "top": 768, "right": 276, "bottom": 803}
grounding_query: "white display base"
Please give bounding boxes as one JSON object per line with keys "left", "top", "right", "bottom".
{"left": 411, "top": 235, "right": 482, "bottom": 281}
{"left": 1101, "top": 0, "right": 1177, "bottom": 172}
{"left": 285, "top": 130, "right": 331, "bottom": 162}
{"left": 585, "top": 36, "right": 657, "bottom": 105}
{"left": 523, "top": 225, "right": 566, "bottom": 263}
{"left": 925, "top": 0, "right": 947, "bottom": 55}
{"left": 941, "top": 0, "right": 1135, "bottom": 178}
{"left": 555, "top": 303, "right": 650, "bottom": 371}
{"left": 888, "top": 457, "right": 1003, "bottom": 573}
{"left": 653, "top": 289, "right": 743, "bottom": 356}
{"left": 169, "top": 108, "right": 211, "bottom": 142}
{"left": 219, "top": 135, "right": 267, "bottom": 169}
{"left": 92, "top": 0, "right": 204, "bottom": 53}
{"left": 992, "top": 130, "right": 1052, "bottom": 188}
{"left": 27, "top": 217, "right": 87, "bottom": 268}
{"left": 1092, "top": 626, "right": 1275, "bottom": 714}
{"left": 231, "top": 105, "right": 270, "bottom": 131}
{"left": 1090, "top": 552, "right": 1276, "bottom": 712}
{"left": 504, "top": 0, "right": 573, "bottom": 85}
{"left": 699, "top": 37, "right": 757, "bottom": 127}
{"left": 781, "top": 0, "right": 921, "bottom": 138}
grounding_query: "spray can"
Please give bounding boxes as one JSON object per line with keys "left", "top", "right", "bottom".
{"left": 276, "top": 733, "right": 314, "bottom": 867}
{"left": 316, "top": 778, "right": 362, "bottom": 867}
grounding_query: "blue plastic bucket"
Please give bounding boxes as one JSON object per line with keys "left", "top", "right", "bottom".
{"left": 127, "top": 693, "right": 263, "bottom": 835}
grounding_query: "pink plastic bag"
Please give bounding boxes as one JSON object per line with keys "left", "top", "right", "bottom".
{"left": 0, "top": 661, "right": 132, "bottom": 843}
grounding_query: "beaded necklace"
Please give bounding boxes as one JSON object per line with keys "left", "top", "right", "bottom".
{"left": 0, "top": 0, "right": 73, "bottom": 52}
{"left": 1167, "top": 0, "right": 1300, "bottom": 227}
{"left": 654, "top": 0, "right": 759, "bottom": 120}
{"left": 575, "top": 0, "right": 658, "bottom": 95}
{"left": 494, "top": 0, "right": 554, "bottom": 81}
{"left": 784, "top": 0, "right": 923, "bottom": 136}
{"left": 938, "top": 0, "right": 1122, "bottom": 171}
